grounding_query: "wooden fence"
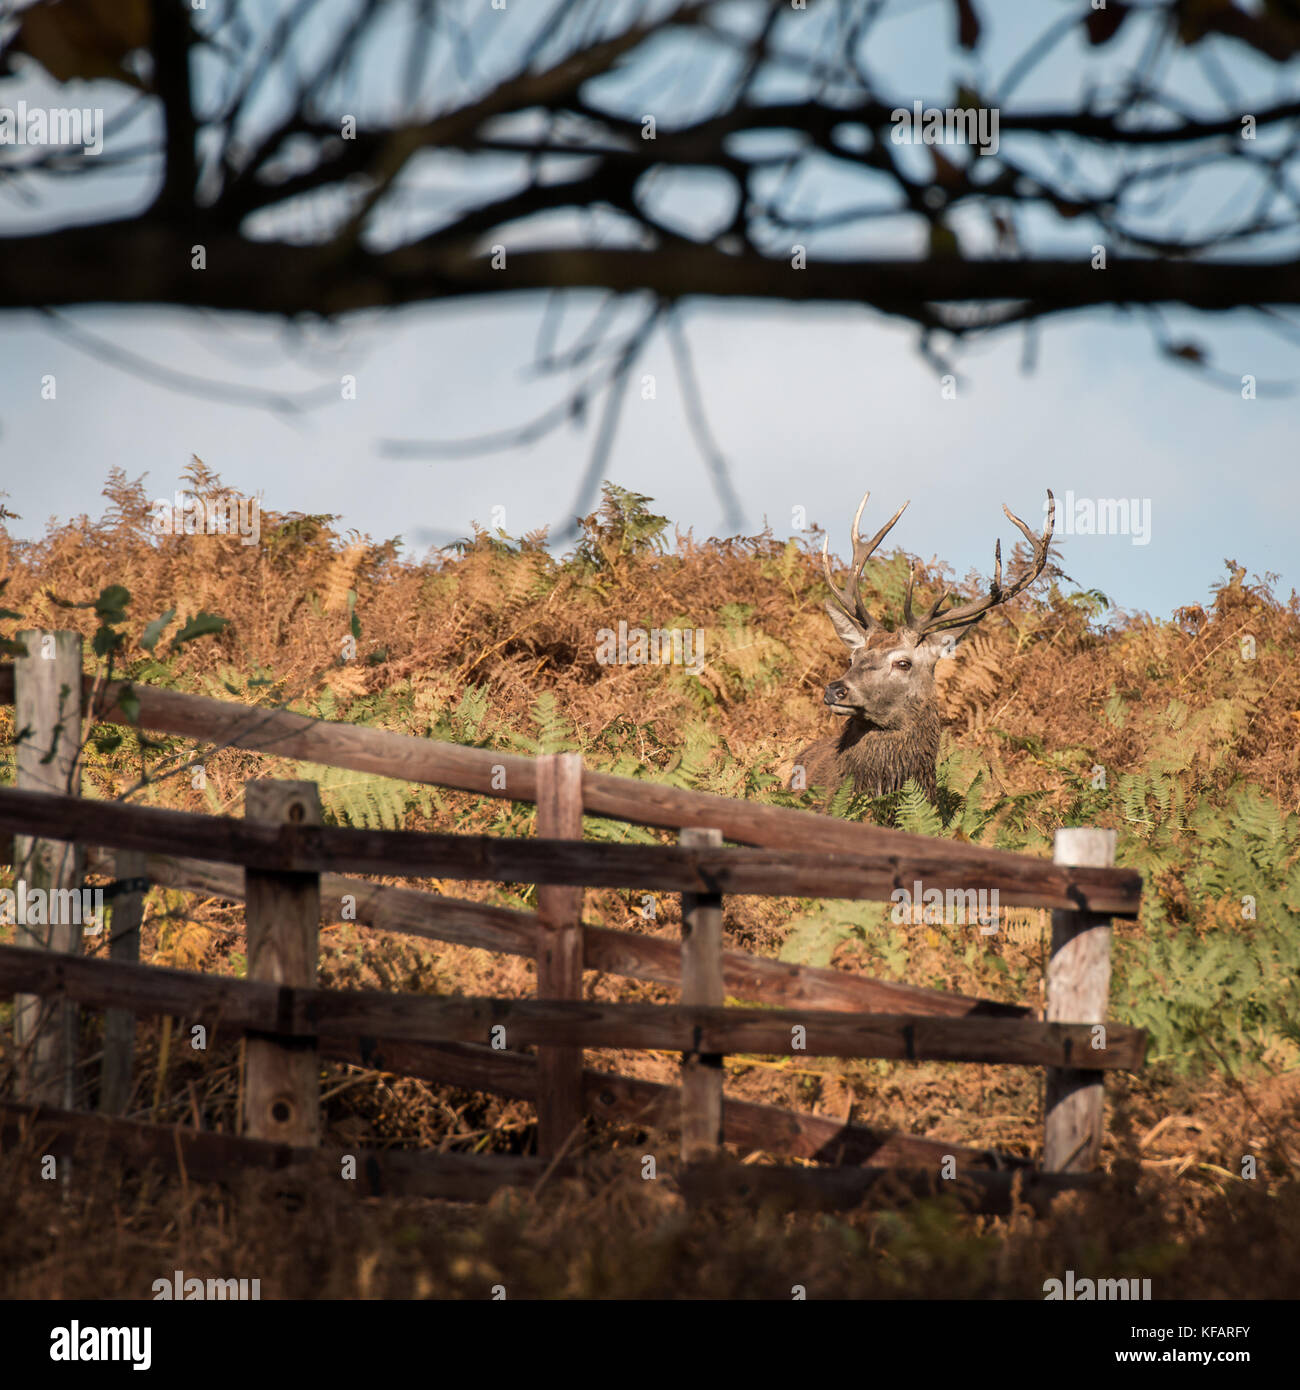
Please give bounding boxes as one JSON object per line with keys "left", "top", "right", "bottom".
{"left": 0, "top": 635, "right": 1145, "bottom": 1211}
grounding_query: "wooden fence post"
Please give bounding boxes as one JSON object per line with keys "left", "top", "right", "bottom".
{"left": 99, "top": 850, "right": 145, "bottom": 1115}
{"left": 534, "top": 752, "right": 584, "bottom": 1158}
{"left": 12, "top": 630, "right": 83, "bottom": 1108}
{"left": 680, "top": 827, "right": 723, "bottom": 1162}
{"left": 1044, "top": 826, "right": 1117, "bottom": 1172}
{"left": 242, "top": 780, "right": 321, "bottom": 1146}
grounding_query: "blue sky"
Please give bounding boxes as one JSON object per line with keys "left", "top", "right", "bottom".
{"left": 1, "top": 0, "right": 1296, "bottom": 621}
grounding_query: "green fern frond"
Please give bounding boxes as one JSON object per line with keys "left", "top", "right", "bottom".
{"left": 894, "top": 779, "right": 943, "bottom": 837}
{"left": 290, "top": 762, "right": 417, "bottom": 830}
{"left": 826, "top": 777, "right": 858, "bottom": 820}
{"left": 426, "top": 683, "right": 493, "bottom": 746}
{"left": 506, "top": 692, "right": 576, "bottom": 756}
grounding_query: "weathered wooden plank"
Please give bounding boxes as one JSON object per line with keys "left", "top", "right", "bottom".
{"left": 1044, "top": 828, "right": 1116, "bottom": 1172}
{"left": 0, "top": 942, "right": 1146, "bottom": 1066}
{"left": 87, "top": 847, "right": 538, "bottom": 956}
{"left": 86, "top": 846, "right": 1031, "bottom": 1019}
{"left": 99, "top": 849, "right": 144, "bottom": 1116}
{"left": 5, "top": 1037, "right": 1021, "bottom": 1184}
{"left": 0, "top": 785, "right": 1143, "bottom": 914}
{"left": 242, "top": 781, "right": 321, "bottom": 1146}
{"left": 0, "top": 1100, "right": 565, "bottom": 1200}
{"left": 0, "top": 668, "right": 1144, "bottom": 914}
{"left": 680, "top": 827, "right": 723, "bottom": 1163}
{"left": 581, "top": 1063, "right": 1011, "bottom": 1168}
{"left": 12, "top": 632, "right": 84, "bottom": 1108}
{"left": 535, "top": 753, "right": 585, "bottom": 1157}
{"left": 1, "top": 1099, "right": 1084, "bottom": 1216}
{"left": 0, "top": 667, "right": 541, "bottom": 803}
{"left": 676, "top": 1161, "right": 1101, "bottom": 1217}
{"left": 316, "top": 1037, "right": 1022, "bottom": 1169}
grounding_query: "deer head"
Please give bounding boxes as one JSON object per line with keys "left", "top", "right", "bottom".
{"left": 793, "top": 488, "right": 1055, "bottom": 805}
{"left": 818, "top": 488, "right": 1056, "bottom": 728}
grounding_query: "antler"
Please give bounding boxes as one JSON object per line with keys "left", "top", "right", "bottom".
{"left": 821, "top": 491, "right": 910, "bottom": 634}
{"left": 912, "top": 490, "right": 1056, "bottom": 640}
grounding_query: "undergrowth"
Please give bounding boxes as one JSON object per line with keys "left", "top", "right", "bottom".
{"left": 0, "top": 463, "right": 1297, "bottom": 1297}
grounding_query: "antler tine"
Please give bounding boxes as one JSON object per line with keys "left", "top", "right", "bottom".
{"left": 916, "top": 583, "right": 952, "bottom": 630}
{"left": 822, "top": 492, "right": 910, "bottom": 632}
{"left": 916, "top": 489, "right": 1055, "bottom": 638}
{"left": 857, "top": 497, "right": 911, "bottom": 566}
{"left": 821, "top": 532, "right": 877, "bottom": 632}
{"left": 821, "top": 532, "right": 869, "bottom": 628}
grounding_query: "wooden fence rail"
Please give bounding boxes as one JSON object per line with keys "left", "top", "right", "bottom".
{"left": 84, "top": 845, "right": 1028, "bottom": 1019}
{"left": 0, "top": 644, "right": 1147, "bottom": 1203}
{"left": 0, "top": 667, "right": 1142, "bottom": 910}
{"left": 311, "top": 1036, "right": 1016, "bottom": 1168}
{"left": 0, "top": 1100, "right": 571, "bottom": 1201}
{"left": 0, "top": 784, "right": 1142, "bottom": 914}
{"left": 0, "top": 942, "right": 1146, "bottom": 1066}
{"left": 0, "top": 1099, "right": 1083, "bottom": 1215}
{"left": 79, "top": 851, "right": 1041, "bottom": 1171}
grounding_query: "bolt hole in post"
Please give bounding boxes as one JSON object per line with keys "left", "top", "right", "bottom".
{"left": 680, "top": 827, "right": 724, "bottom": 1167}
{"left": 242, "top": 780, "right": 322, "bottom": 1147}
{"left": 1044, "top": 827, "right": 1117, "bottom": 1172}
{"left": 534, "top": 754, "right": 585, "bottom": 1159}
{"left": 13, "top": 630, "right": 85, "bottom": 1114}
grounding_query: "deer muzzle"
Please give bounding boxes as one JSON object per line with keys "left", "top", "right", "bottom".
{"left": 824, "top": 680, "right": 853, "bottom": 712}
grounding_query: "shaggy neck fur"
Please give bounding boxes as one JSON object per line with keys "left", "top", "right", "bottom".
{"left": 835, "top": 702, "right": 941, "bottom": 801}
{"left": 798, "top": 697, "right": 941, "bottom": 806}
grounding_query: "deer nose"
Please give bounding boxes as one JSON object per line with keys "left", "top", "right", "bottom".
{"left": 825, "top": 681, "right": 848, "bottom": 705}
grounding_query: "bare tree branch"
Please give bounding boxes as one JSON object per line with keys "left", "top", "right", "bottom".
{"left": 4, "top": 0, "right": 1300, "bottom": 490}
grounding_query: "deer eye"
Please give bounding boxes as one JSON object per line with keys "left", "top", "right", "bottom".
{"left": 893, "top": 658, "right": 912, "bottom": 672}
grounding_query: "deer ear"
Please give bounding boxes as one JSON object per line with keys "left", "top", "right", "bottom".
{"left": 825, "top": 601, "right": 869, "bottom": 652}
{"left": 940, "top": 618, "right": 985, "bottom": 650}
{"left": 918, "top": 629, "right": 964, "bottom": 661}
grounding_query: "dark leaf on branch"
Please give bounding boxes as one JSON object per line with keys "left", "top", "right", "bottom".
{"left": 1086, "top": 3, "right": 1129, "bottom": 46}
{"left": 954, "top": 0, "right": 981, "bottom": 51}
{"left": 1164, "top": 340, "right": 1208, "bottom": 364}
{"left": 3, "top": 0, "right": 152, "bottom": 88}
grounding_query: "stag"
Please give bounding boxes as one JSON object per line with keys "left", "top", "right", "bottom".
{"left": 793, "top": 489, "right": 1055, "bottom": 806}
